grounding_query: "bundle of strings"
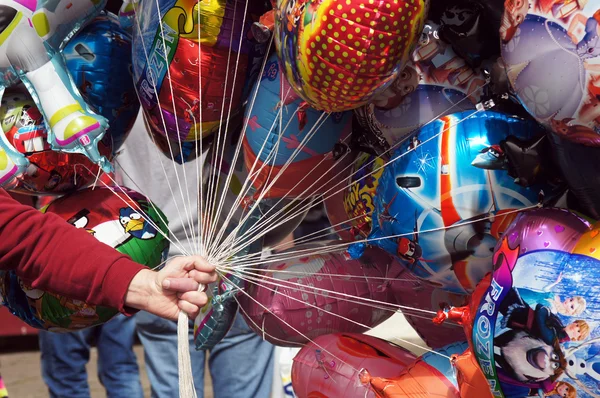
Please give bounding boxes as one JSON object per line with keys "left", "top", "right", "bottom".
{"left": 75, "top": 1, "right": 547, "bottom": 397}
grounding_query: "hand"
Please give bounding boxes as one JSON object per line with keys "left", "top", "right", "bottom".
{"left": 124, "top": 256, "right": 217, "bottom": 320}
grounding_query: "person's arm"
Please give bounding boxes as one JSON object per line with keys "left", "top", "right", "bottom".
{"left": 0, "top": 189, "right": 147, "bottom": 313}
{"left": 0, "top": 189, "right": 217, "bottom": 319}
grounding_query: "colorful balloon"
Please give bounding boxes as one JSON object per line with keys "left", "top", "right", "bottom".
{"left": 0, "top": 186, "right": 170, "bottom": 331}
{"left": 239, "top": 244, "right": 398, "bottom": 346}
{"left": 243, "top": 55, "right": 353, "bottom": 200}
{"left": 274, "top": 0, "right": 428, "bottom": 112}
{"left": 132, "top": 0, "right": 271, "bottom": 142}
{"left": 1, "top": 14, "right": 137, "bottom": 195}
{"left": 365, "top": 110, "right": 563, "bottom": 293}
{"left": 64, "top": 12, "right": 139, "bottom": 153}
{"left": 500, "top": 0, "right": 600, "bottom": 144}
{"left": 359, "top": 342, "right": 471, "bottom": 398}
{"left": 0, "top": 88, "right": 112, "bottom": 195}
{"left": 291, "top": 333, "right": 417, "bottom": 398}
{"left": 0, "top": 0, "right": 112, "bottom": 184}
{"left": 438, "top": 207, "right": 600, "bottom": 397}
{"left": 341, "top": 153, "right": 386, "bottom": 240}
{"left": 354, "top": 21, "right": 487, "bottom": 152}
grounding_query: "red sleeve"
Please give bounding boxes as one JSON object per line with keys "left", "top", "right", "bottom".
{"left": 0, "top": 189, "right": 145, "bottom": 313}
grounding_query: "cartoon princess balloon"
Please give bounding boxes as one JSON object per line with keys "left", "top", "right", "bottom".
{"left": 0, "top": 0, "right": 109, "bottom": 188}
{"left": 501, "top": 1, "right": 600, "bottom": 140}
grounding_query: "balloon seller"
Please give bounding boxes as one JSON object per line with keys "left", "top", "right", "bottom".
{"left": 2, "top": 1, "right": 600, "bottom": 398}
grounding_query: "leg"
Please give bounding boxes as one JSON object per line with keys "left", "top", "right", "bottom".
{"left": 209, "top": 314, "right": 275, "bottom": 398}
{"left": 6, "top": 22, "right": 109, "bottom": 171}
{"left": 39, "top": 328, "right": 95, "bottom": 398}
{"left": 135, "top": 311, "right": 206, "bottom": 398}
{"left": 96, "top": 315, "right": 143, "bottom": 398}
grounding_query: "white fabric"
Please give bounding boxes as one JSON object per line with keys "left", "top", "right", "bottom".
{"left": 114, "top": 111, "right": 207, "bottom": 257}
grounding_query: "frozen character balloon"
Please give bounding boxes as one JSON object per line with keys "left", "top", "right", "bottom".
{"left": 0, "top": 0, "right": 111, "bottom": 190}
{"left": 501, "top": 2, "right": 600, "bottom": 143}
{"left": 434, "top": 207, "right": 600, "bottom": 397}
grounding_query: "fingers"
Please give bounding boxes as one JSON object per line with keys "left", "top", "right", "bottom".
{"left": 181, "top": 256, "right": 215, "bottom": 273}
{"left": 188, "top": 269, "right": 218, "bottom": 285}
{"left": 162, "top": 277, "right": 199, "bottom": 292}
{"left": 177, "top": 291, "right": 210, "bottom": 318}
{"left": 178, "top": 301, "right": 200, "bottom": 318}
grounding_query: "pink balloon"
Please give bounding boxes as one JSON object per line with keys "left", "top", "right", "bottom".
{"left": 390, "top": 265, "right": 468, "bottom": 349}
{"left": 239, "top": 243, "right": 398, "bottom": 346}
{"left": 291, "top": 333, "right": 416, "bottom": 398}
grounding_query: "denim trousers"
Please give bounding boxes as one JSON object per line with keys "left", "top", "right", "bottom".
{"left": 39, "top": 314, "right": 143, "bottom": 398}
{"left": 136, "top": 310, "right": 275, "bottom": 398}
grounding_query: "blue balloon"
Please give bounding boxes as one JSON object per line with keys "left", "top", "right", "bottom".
{"left": 243, "top": 54, "right": 352, "bottom": 199}
{"left": 368, "top": 110, "right": 563, "bottom": 294}
{"left": 64, "top": 12, "right": 139, "bottom": 153}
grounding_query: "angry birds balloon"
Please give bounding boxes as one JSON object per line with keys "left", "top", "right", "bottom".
{"left": 0, "top": 186, "right": 169, "bottom": 331}
{"left": 274, "top": 0, "right": 429, "bottom": 112}
{"left": 365, "top": 110, "right": 563, "bottom": 294}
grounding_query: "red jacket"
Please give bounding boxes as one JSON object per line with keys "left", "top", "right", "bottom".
{"left": 0, "top": 189, "right": 144, "bottom": 313}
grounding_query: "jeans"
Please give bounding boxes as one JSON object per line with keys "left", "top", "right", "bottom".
{"left": 39, "top": 314, "right": 143, "bottom": 398}
{"left": 136, "top": 310, "right": 275, "bottom": 398}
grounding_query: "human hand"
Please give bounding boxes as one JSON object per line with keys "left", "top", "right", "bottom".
{"left": 124, "top": 256, "right": 217, "bottom": 320}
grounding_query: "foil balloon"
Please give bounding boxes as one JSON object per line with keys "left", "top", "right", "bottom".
{"left": 359, "top": 342, "right": 471, "bottom": 398}
{"left": 354, "top": 21, "right": 488, "bottom": 153}
{"left": 438, "top": 208, "right": 600, "bottom": 397}
{"left": 63, "top": 12, "right": 139, "bottom": 153}
{"left": 0, "top": 88, "right": 112, "bottom": 195}
{"left": 0, "top": 0, "right": 112, "bottom": 186}
{"left": 366, "top": 110, "right": 564, "bottom": 294}
{"left": 390, "top": 265, "right": 469, "bottom": 349}
{"left": 342, "top": 152, "right": 386, "bottom": 240}
{"left": 500, "top": 0, "right": 600, "bottom": 143}
{"left": 274, "top": 0, "right": 428, "bottom": 112}
{"left": 132, "top": 0, "right": 271, "bottom": 142}
{"left": 1, "top": 14, "right": 138, "bottom": 195}
{"left": 243, "top": 55, "right": 353, "bottom": 200}
{"left": 0, "top": 186, "right": 170, "bottom": 331}
{"left": 291, "top": 333, "right": 417, "bottom": 398}
{"left": 239, "top": 243, "right": 398, "bottom": 347}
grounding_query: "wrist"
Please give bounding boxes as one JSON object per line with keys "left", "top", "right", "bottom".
{"left": 123, "top": 269, "right": 155, "bottom": 311}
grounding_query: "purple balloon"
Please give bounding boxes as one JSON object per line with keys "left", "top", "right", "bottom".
{"left": 498, "top": 208, "right": 590, "bottom": 256}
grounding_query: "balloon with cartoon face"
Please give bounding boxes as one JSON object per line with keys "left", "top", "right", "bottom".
{"left": 435, "top": 208, "right": 600, "bottom": 397}
{"left": 0, "top": 186, "right": 169, "bottom": 331}
{"left": 364, "top": 110, "right": 564, "bottom": 294}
